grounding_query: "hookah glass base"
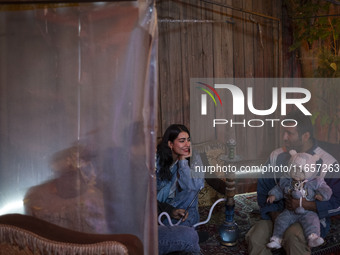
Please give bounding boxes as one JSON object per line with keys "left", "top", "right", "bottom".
{"left": 219, "top": 203, "right": 239, "bottom": 246}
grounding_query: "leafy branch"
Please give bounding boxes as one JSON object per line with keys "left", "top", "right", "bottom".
{"left": 285, "top": 0, "right": 340, "bottom": 141}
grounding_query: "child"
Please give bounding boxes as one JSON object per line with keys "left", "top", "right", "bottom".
{"left": 266, "top": 150, "right": 332, "bottom": 249}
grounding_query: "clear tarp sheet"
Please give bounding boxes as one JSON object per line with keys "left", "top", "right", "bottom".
{"left": 0, "top": 1, "right": 158, "bottom": 254}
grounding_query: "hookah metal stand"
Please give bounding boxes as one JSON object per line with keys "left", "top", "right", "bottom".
{"left": 219, "top": 139, "right": 239, "bottom": 246}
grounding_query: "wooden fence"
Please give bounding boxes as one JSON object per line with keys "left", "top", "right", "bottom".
{"left": 156, "top": 0, "right": 291, "bottom": 161}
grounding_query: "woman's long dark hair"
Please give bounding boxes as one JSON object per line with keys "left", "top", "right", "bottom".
{"left": 157, "top": 124, "right": 190, "bottom": 181}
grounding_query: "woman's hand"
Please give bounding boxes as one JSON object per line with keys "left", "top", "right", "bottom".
{"left": 178, "top": 144, "right": 192, "bottom": 161}
{"left": 171, "top": 208, "right": 189, "bottom": 221}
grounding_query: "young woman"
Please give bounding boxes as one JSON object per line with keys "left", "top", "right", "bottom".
{"left": 156, "top": 124, "right": 204, "bottom": 227}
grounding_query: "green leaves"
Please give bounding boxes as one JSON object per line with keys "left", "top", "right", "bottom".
{"left": 286, "top": 0, "right": 339, "bottom": 56}
{"left": 286, "top": 0, "right": 340, "bottom": 141}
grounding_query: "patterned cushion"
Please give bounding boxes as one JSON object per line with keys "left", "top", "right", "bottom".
{"left": 194, "top": 141, "right": 227, "bottom": 207}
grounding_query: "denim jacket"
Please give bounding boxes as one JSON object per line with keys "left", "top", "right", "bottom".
{"left": 156, "top": 151, "right": 204, "bottom": 221}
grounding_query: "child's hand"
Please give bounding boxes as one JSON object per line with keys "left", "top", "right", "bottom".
{"left": 315, "top": 194, "right": 323, "bottom": 201}
{"left": 267, "top": 195, "right": 276, "bottom": 204}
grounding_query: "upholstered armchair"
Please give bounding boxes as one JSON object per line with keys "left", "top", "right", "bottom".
{"left": 0, "top": 214, "right": 143, "bottom": 255}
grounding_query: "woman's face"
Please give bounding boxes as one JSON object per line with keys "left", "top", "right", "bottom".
{"left": 168, "top": 131, "right": 191, "bottom": 159}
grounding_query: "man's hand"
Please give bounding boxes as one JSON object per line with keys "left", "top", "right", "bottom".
{"left": 285, "top": 195, "right": 317, "bottom": 212}
{"left": 171, "top": 208, "right": 189, "bottom": 221}
{"left": 269, "top": 211, "right": 280, "bottom": 224}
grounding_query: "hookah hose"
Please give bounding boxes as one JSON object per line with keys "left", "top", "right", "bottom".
{"left": 296, "top": 180, "right": 307, "bottom": 208}
{"left": 193, "top": 197, "right": 226, "bottom": 228}
{"left": 158, "top": 188, "right": 226, "bottom": 228}
{"left": 158, "top": 188, "right": 202, "bottom": 227}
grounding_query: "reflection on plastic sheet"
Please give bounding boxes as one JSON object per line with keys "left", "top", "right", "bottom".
{"left": 0, "top": 2, "right": 158, "bottom": 254}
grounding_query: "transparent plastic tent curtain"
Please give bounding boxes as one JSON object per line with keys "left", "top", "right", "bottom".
{"left": 0, "top": 1, "right": 158, "bottom": 254}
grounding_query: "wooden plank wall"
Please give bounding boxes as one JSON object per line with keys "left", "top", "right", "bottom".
{"left": 156, "top": 0, "right": 284, "bottom": 161}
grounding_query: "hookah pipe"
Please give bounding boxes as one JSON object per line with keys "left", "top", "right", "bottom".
{"left": 218, "top": 138, "right": 239, "bottom": 246}
{"left": 218, "top": 179, "right": 239, "bottom": 246}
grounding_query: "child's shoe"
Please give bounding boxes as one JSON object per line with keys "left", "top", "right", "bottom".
{"left": 267, "top": 236, "right": 282, "bottom": 249}
{"left": 308, "top": 233, "right": 324, "bottom": 247}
